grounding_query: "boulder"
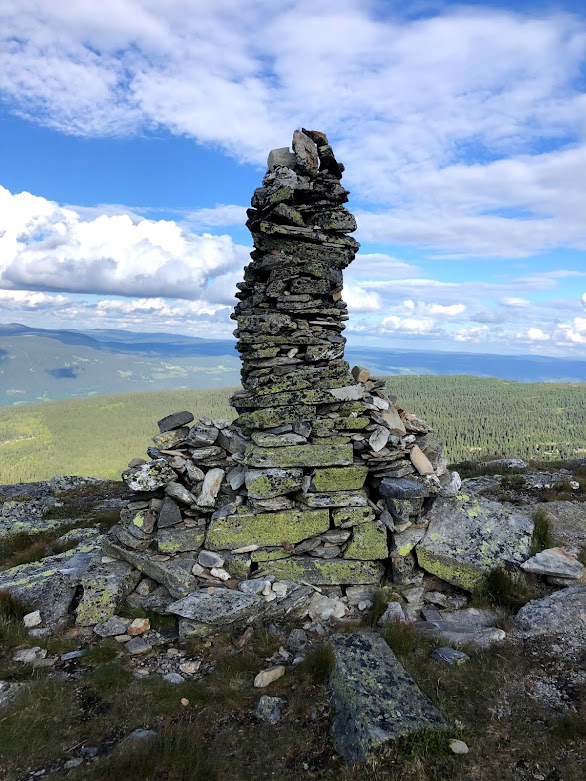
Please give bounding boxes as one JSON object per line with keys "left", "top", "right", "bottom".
{"left": 416, "top": 494, "right": 533, "bottom": 589}
{"left": 513, "top": 585, "right": 586, "bottom": 639}
{"left": 0, "top": 546, "right": 96, "bottom": 623}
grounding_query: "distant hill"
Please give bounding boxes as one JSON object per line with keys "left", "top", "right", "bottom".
{"left": 0, "top": 323, "right": 241, "bottom": 406}
{"left": 0, "top": 376, "right": 584, "bottom": 483}
{"left": 1, "top": 323, "right": 585, "bottom": 407}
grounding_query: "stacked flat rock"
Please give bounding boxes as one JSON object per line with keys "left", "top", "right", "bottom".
{"left": 107, "top": 131, "right": 456, "bottom": 593}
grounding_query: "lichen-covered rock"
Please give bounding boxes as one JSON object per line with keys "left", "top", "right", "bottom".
{"left": 243, "top": 443, "right": 353, "bottom": 468}
{"left": 157, "top": 524, "right": 206, "bottom": 554}
{"left": 296, "top": 490, "right": 367, "bottom": 508}
{"left": 122, "top": 459, "right": 176, "bottom": 492}
{"left": 0, "top": 545, "right": 97, "bottom": 622}
{"left": 416, "top": 494, "right": 533, "bottom": 589}
{"left": 330, "top": 632, "right": 447, "bottom": 761}
{"left": 205, "top": 508, "right": 330, "bottom": 550}
{"left": 76, "top": 554, "right": 141, "bottom": 626}
{"left": 332, "top": 507, "right": 375, "bottom": 528}
{"left": 102, "top": 539, "right": 197, "bottom": 598}
{"left": 245, "top": 468, "right": 304, "bottom": 499}
{"left": 310, "top": 466, "right": 368, "bottom": 492}
{"left": 344, "top": 522, "right": 388, "bottom": 560}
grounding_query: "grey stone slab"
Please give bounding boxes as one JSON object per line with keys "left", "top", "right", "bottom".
{"left": 102, "top": 539, "right": 197, "bottom": 598}
{"left": 166, "top": 589, "right": 262, "bottom": 625}
{"left": 521, "top": 547, "right": 584, "bottom": 579}
{"left": 157, "top": 496, "right": 183, "bottom": 528}
{"left": 330, "top": 632, "right": 447, "bottom": 762}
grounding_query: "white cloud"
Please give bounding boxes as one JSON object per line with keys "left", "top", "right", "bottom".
{"left": 502, "top": 297, "right": 531, "bottom": 307}
{"left": 0, "top": 185, "right": 249, "bottom": 300}
{"left": 343, "top": 282, "right": 382, "bottom": 313}
{"left": 185, "top": 205, "right": 248, "bottom": 229}
{"left": 381, "top": 315, "right": 436, "bottom": 335}
{"left": 0, "top": 2, "right": 585, "bottom": 258}
{"left": 0, "top": 289, "right": 74, "bottom": 310}
{"left": 526, "top": 327, "right": 551, "bottom": 341}
{"left": 555, "top": 317, "right": 586, "bottom": 345}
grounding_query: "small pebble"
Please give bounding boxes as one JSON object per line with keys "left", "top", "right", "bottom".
{"left": 450, "top": 739, "right": 469, "bottom": 755}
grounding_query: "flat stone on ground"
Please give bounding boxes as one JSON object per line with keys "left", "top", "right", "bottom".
{"left": 330, "top": 631, "right": 447, "bottom": 762}
{"left": 521, "top": 547, "right": 584, "bottom": 579}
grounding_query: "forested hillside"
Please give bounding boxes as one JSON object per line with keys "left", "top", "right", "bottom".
{"left": 0, "top": 376, "right": 584, "bottom": 483}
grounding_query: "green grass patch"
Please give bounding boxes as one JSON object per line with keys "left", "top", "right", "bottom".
{"left": 81, "top": 641, "right": 121, "bottom": 666}
{"left": 67, "top": 723, "right": 218, "bottom": 781}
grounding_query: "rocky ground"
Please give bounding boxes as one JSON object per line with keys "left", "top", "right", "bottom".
{"left": 0, "top": 462, "right": 585, "bottom": 781}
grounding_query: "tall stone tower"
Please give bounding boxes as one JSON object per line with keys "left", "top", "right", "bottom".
{"left": 112, "top": 130, "right": 452, "bottom": 604}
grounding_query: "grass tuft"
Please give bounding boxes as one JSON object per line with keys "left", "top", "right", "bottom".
{"left": 362, "top": 589, "right": 390, "bottom": 627}
{"left": 294, "top": 643, "right": 335, "bottom": 685}
{"left": 471, "top": 567, "right": 533, "bottom": 610}
{"left": 378, "top": 620, "right": 418, "bottom": 657}
{"left": 68, "top": 723, "right": 218, "bottom": 781}
{"left": 531, "top": 506, "right": 554, "bottom": 555}
{"left": 550, "top": 711, "right": 586, "bottom": 741}
{"left": 81, "top": 640, "right": 121, "bottom": 666}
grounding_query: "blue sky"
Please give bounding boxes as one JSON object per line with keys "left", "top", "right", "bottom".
{"left": 0, "top": 0, "right": 585, "bottom": 357}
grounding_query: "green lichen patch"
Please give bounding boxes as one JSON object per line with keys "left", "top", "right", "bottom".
{"left": 344, "top": 521, "right": 388, "bottom": 560}
{"left": 205, "top": 509, "right": 330, "bottom": 551}
{"left": 332, "top": 506, "right": 375, "bottom": 528}
{"left": 243, "top": 443, "right": 353, "bottom": 468}
{"left": 265, "top": 557, "right": 384, "bottom": 585}
{"left": 310, "top": 466, "right": 368, "bottom": 492}
{"left": 244, "top": 468, "right": 303, "bottom": 499}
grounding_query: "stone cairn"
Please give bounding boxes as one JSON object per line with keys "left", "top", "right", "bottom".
{"left": 106, "top": 130, "right": 459, "bottom": 615}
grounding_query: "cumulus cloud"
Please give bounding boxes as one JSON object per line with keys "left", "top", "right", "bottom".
{"left": 0, "top": 289, "right": 74, "bottom": 310}
{"left": 0, "top": 186, "right": 249, "bottom": 300}
{"left": 0, "top": 2, "right": 585, "bottom": 258}
{"left": 381, "top": 316, "right": 437, "bottom": 336}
